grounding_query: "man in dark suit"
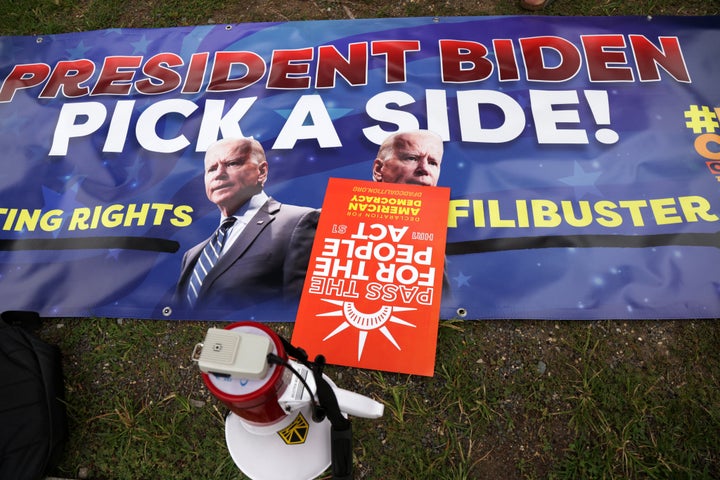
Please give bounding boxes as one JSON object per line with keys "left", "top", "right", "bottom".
{"left": 372, "top": 129, "right": 451, "bottom": 299}
{"left": 174, "top": 137, "right": 319, "bottom": 315}
{"left": 372, "top": 129, "right": 443, "bottom": 187}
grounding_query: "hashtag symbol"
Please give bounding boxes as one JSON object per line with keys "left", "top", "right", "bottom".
{"left": 684, "top": 105, "right": 719, "bottom": 134}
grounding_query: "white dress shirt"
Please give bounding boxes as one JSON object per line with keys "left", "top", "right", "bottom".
{"left": 219, "top": 190, "right": 269, "bottom": 258}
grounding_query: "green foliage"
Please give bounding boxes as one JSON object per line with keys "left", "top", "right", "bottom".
{"left": 1, "top": 0, "right": 718, "bottom": 36}
{"left": 41, "top": 317, "right": 720, "bottom": 479}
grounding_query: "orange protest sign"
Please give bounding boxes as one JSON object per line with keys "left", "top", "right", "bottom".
{"left": 291, "top": 178, "right": 450, "bottom": 376}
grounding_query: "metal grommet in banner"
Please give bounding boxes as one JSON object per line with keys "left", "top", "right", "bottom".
{"left": 162, "top": 306, "right": 172, "bottom": 317}
{"left": 36, "top": 37, "right": 43, "bottom": 43}
{"left": 456, "top": 307, "right": 467, "bottom": 318}
{"left": 225, "top": 25, "right": 233, "bottom": 30}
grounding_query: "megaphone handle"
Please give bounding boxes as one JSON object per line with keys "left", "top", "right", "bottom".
{"left": 335, "top": 387, "right": 385, "bottom": 419}
{"left": 331, "top": 423, "right": 353, "bottom": 480}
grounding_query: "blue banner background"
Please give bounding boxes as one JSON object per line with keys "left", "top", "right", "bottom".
{"left": 1, "top": 15, "right": 719, "bottom": 320}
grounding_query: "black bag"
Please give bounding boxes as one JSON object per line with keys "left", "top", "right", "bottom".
{"left": 0, "top": 311, "right": 68, "bottom": 480}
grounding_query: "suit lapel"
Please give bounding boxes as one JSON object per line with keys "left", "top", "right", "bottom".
{"left": 198, "top": 198, "right": 280, "bottom": 295}
{"left": 179, "top": 238, "right": 210, "bottom": 287}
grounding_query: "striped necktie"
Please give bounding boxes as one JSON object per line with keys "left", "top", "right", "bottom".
{"left": 186, "top": 218, "right": 236, "bottom": 307}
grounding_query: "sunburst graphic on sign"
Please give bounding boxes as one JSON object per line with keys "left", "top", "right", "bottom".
{"left": 317, "top": 299, "right": 416, "bottom": 360}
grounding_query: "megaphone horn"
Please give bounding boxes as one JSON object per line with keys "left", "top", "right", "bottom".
{"left": 192, "top": 321, "right": 384, "bottom": 480}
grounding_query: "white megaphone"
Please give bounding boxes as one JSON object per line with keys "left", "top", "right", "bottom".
{"left": 192, "top": 321, "right": 384, "bottom": 480}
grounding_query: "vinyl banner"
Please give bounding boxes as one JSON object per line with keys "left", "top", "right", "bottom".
{"left": 1, "top": 15, "right": 719, "bottom": 321}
